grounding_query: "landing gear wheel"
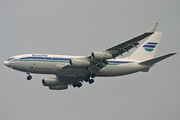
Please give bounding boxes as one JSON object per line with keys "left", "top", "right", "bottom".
{"left": 77, "top": 83, "right": 82, "bottom": 88}
{"left": 89, "top": 79, "right": 94, "bottom": 84}
{"left": 73, "top": 83, "right": 77, "bottom": 87}
{"left": 73, "top": 82, "right": 82, "bottom": 88}
{"left": 85, "top": 77, "right": 90, "bottom": 82}
{"left": 27, "top": 75, "right": 32, "bottom": 80}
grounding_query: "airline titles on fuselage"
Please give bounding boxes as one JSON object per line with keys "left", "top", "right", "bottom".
{"left": 32, "top": 54, "right": 48, "bottom": 57}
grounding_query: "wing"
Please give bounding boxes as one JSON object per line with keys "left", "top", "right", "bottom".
{"left": 105, "top": 32, "right": 153, "bottom": 57}
{"left": 64, "top": 24, "right": 158, "bottom": 73}
{"left": 102, "top": 23, "right": 158, "bottom": 58}
{"left": 88, "top": 24, "right": 158, "bottom": 71}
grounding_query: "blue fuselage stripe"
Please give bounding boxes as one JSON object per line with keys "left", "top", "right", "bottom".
{"left": 12, "top": 57, "right": 131, "bottom": 65}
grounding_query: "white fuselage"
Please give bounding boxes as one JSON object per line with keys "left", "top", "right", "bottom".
{"left": 4, "top": 54, "right": 150, "bottom": 77}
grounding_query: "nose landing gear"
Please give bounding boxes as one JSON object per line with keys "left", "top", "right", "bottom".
{"left": 26, "top": 72, "right": 32, "bottom": 80}
{"left": 27, "top": 75, "right": 32, "bottom": 80}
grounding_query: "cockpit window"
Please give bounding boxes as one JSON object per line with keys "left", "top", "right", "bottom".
{"left": 7, "top": 57, "right": 15, "bottom": 61}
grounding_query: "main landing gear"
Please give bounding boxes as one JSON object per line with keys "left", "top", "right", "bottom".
{"left": 84, "top": 73, "right": 95, "bottom": 84}
{"left": 73, "top": 82, "right": 82, "bottom": 88}
{"left": 85, "top": 77, "right": 94, "bottom": 84}
{"left": 26, "top": 72, "right": 32, "bottom": 80}
{"left": 73, "top": 73, "right": 95, "bottom": 88}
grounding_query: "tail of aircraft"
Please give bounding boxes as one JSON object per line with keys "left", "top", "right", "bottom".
{"left": 128, "top": 32, "right": 163, "bottom": 61}
{"left": 128, "top": 30, "right": 176, "bottom": 66}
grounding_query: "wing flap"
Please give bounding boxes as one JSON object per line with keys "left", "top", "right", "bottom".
{"left": 93, "top": 60, "right": 108, "bottom": 72}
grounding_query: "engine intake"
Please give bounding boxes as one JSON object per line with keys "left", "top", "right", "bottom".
{"left": 69, "top": 59, "right": 90, "bottom": 67}
{"left": 91, "top": 52, "right": 113, "bottom": 60}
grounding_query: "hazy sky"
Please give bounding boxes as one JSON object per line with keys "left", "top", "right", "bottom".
{"left": 1, "top": 1, "right": 180, "bottom": 120}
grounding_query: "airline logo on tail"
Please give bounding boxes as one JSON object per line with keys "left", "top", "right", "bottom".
{"left": 143, "top": 42, "right": 158, "bottom": 52}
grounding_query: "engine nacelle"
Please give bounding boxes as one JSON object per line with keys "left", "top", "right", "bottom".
{"left": 69, "top": 59, "right": 90, "bottom": 67}
{"left": 42, "top": 77, "right": 62, "bottom": 86}
{"left": 49, "top": 85, "right": 68, "bottom": 90}
{"left": 91, "top": 52, "right": 113, "bottom": 60}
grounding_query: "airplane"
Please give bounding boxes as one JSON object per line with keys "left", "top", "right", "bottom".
{"left": 4, "top": 23, "right": 176, "bottom": 90}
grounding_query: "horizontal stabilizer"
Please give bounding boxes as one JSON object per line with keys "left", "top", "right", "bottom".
{"left": 140, "top": 53, "right": 177, "bottom": 65}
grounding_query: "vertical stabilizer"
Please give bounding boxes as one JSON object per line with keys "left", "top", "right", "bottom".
{"left": 149, "top": 23, "right": 158, "bottom": 33}
{"left": 128, "top": 32, "right": 163, "bottom": 61}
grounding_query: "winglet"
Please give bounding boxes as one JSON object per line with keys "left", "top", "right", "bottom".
{"left": 149, "top": 23, "right": 158, "bottom": 33}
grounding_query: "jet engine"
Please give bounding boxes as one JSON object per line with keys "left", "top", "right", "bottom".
{"left": 42, "top": 77, "right": 62, "bottom": 86}
{"left": 49, "top": 85, "right": 68, "bottom": 90}
{"left": 69, "top": 59, "right": 90, "bottom": 67}
{"left": 91, "top": 52, "right": 113, "bottom": 60}
{"left": 42, "top": 77, "right": 68, "bottom": 90}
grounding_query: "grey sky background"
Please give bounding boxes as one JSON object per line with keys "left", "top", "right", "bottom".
{"left": 1, "top": 0, "right": 180, "bottom": 120}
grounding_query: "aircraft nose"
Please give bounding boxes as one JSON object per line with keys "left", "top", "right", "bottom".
{"left": 4, "top": 61, "right": 9, "bottom": 67}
